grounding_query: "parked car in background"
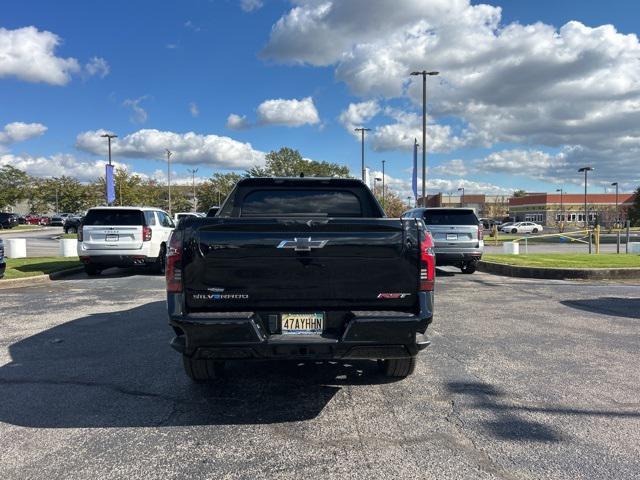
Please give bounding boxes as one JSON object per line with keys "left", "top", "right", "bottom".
{"left": 403, "top": 207, "right": 483, "bottom": 274}
{"left": 78, "top": 207, "right": 175, "bottom": 276}
{"left": 479, "top": 218, "right": 502, "bottom": 230}
{"left": 50, "top": 215, "right": 65, "bottom": 226}
{"left": 0, "top": 238, "right": 6, "bottom": 279}
{"left": 0, "top": 212, "right": 19, "bottom": 229}
{"left": 173, "top": 212, "right": 201, "bottom": 224}
{"left": 24, "top": 215, "right": 50, "bottom": 225}
{"left": 501, "top": 222, "right": 543, "bottom": 234}
{"left": 63, "top": 216, "right": 83, "bottom": 234}
{"left": 206, "top": 206, "right": 220, "bottom": 217}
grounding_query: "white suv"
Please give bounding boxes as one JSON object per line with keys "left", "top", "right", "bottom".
{"left": 77, "top": 207, "right": 175, "bottom": 276}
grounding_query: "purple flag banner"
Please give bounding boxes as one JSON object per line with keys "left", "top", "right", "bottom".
{"left": 106, "top": 164, "right": 116, "bottom": 204}
{"left": 412, "top": 139, "right": 418, "bottom": 203}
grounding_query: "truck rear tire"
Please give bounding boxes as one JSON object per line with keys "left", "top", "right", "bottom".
{"left": 182, "top": 355, "right": 224, "bottom": 382}
{"left": 84, "top": 264, "right": 101, "bottom": 276}
{"left": 460, "top": 262, "right": 477, "bottom": 274}
{"left": 380, "top": 357, "right": 416, "bottom": 377}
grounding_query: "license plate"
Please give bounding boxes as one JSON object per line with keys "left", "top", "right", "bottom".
{"left": 105, "top": 234, "right": 119, "bottom": 242}
{"left": 446, "top": 234, "right": 458, "bottom": 240}
{"left": 281, "top": 313, "right": 324, "bottom": 335}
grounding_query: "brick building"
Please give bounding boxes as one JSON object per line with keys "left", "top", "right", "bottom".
{"left": 509, "top": 193, "right": 635, "bottom": 227}
{"left": 422, "top": 193, "right": 510, "bottom": 218}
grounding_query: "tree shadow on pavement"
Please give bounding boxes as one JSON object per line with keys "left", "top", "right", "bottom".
{"left": 0, "top": 301, "right": 394, "bottom": 429}
{"left": 447, "top": 381, "right": 640, "bottom": 443}
{"left": 560, "top": 297, "right": 640, "bottom": 319}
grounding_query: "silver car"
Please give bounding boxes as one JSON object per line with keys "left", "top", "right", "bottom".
{"left": 402, "top": 208, "right": 483, "bottom": 274}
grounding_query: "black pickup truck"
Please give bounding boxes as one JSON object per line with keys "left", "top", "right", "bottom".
{"left": 166, "top": 177, "right": 435, "bottom": 381}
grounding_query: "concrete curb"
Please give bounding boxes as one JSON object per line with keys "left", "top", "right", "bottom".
{"left": 0, "top": 227, "right": 48, "bottom": 235}
{"left": 0, "top": 266, "right": 84, "bottom": 289}
{"left": 478, "top": 261, "right": 640, "bottom": 280}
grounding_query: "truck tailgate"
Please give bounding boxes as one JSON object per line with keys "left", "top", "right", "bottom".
{"left": 183, "top": 218, "right": 420, "bottom": 311}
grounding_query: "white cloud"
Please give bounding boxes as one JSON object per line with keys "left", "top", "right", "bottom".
{"left": 226, "top": 113, "right": 250, "bottom": 130}
{"left": 0, "top": 153, "right": 123, "bottom": 182}
{"left": 85, "top": 57, "right": 110, "bottom": 78}
{"left": 75, "top": 128, "right": 265, "bottom": 169}
{"left": 240, "top": 0, "right": 264, "bottom": 12}
{"left": 184, "top": 20, "right": 202, "bottom": 32}
{"left": 262, "top": 0, "right": 640, "bottom": 186}
{"left": 371, "top": 109, "right": 465, "bottom": 152}
{"left": 0, "top": 122, "right": 47, "bottom": 144}
{"left": 123, "top": 96, "right": 149, "bottom": 124}
{"left": 189, "top": 102, "right": 200, "bottom": 117}
{"left": 256, "top": 97, "right": 320, "bottom": 127}
{"left": 432, "top": 159, "right": 467, "bottom": 177}
{"left": 339, "top": 100, "right": 380, "bottom": 130}
{"left": 0, "top": 26, "right": 81, "bottom": 85}
{"left": 369, "top": 169, "right": 512, "bottom": 200}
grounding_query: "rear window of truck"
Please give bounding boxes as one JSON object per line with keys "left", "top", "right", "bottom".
{"left": 240, "top": 189, "right": 362, "bottom": 217}
{"left": 83, "top": 209, "right": 145, "bottom": 226}
{"left": 423, "top": 209, "right": 479, "bottom": 225}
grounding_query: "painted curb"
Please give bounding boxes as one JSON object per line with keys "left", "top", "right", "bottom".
{"left": 478, "top": 261, "right": 640, "bottom": 280}
{"left": 0, "top": 266, "right": 84, "bottom": 289}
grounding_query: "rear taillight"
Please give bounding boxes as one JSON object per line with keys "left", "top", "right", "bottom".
{"left": 420, "top": 230, "right": 436, "bottom": 291}
{"left": 78, "top": 226, "right": 83, "bottom": 242}
{"left": 143, "top": 226, "right": 152, "bottom": 241}
{"left": 478, "top": 224, "right": 484, "bottom": 241}
{"left": 166, "top": 231, "right": 183, "bottom": 293}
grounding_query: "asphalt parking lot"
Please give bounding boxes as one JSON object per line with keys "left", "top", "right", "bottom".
{"left": 0, "top": 268, "right": 639, "bottom": 479}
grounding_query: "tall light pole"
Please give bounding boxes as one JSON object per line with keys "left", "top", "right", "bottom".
{"left": 611, "top": 182, "right": 619, "bottom": 226}
{"left": 458, "top": 187, "right": 465, "bottom": 207}
{"left": 354, "top": 127, "right": 371, "bottom": 182}
{"left": 374, "top": 177, "right": 382, "bottom": 197}
{"left": 100, "top": 133, "right": 117, "bottom": 166}
{"left": 188, "top": 168, "right": 199, "bottom": 212}
{"left": 166, "top": 149, "right": 173, "bottom": 215}
{"left": 578, "top": 167, "right": 593, "bottom": 229}
{"left": 410, "top": 70, "right": 439, "bottom": 206}
{"left": 381, "top": 160, "right": 386, "bottom": 208}
{"left": 556, "top": 188, "right": 564, "bottom": 224}
{"left": 101, "top": 133, "right": 117, "bottom": 205}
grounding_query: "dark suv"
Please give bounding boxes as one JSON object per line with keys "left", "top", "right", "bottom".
{"left": 0, "top": 238, "right": 6, "bottom": 278}
{"left": 0, "top": 213, "right": 19, "bottom": 229}
{"left": 403, "top": 208, "right": 483, "bottom": 274}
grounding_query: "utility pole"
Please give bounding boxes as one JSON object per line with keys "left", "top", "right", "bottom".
{"left": 166, "top": 149, "right": 173, "bottom": 215}
{"left": 458, "top": 187, "right": 465, "bottom": 207}
{"left": 101, "top": 133, "right": 117, "bottom": 205}
{"left": 578, "top": 167, "right": 593, "bottom": 229}
{"left": 55, "top": 185, "right": 59, "bottom": 214}
{"left": 354, "top": 127, "right": 371, "bottom": 182}
{"left": 611, "top": 182, "right": 619, "bottom": 226}
{"left": 381, "top": 160, "right": 386, "bottom": 208}
{"left": 556, "top": 188, "right": 564, "bottom": 225}
{"left": 188, "top": 168, "right": 199, "bottom": 212}
{"left": 410, "top": 70, "right": 439, "bottom": 206}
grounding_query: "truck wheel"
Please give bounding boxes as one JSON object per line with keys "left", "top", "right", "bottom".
{"left": 84, "top": 264, "right": 101, "bottom": 276}
{"left": 182, "top": 355, "right": 224, "bottom": 382}
{"left": 460, "top": 262, "right": 477, "bottom": 274}
{"left": 379, "top": 357, "right": 416, "bottom": 378}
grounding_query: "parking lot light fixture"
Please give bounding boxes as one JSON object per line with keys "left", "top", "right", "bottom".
{"left": 556, "top": 188, "right": 564, "bottom": 225}
{"left": 166, "top": 149, "right": 173, "bottom": 215}
{"left": 100, "top": 133, "right": 117, "bottom": 166}
{"left": 578, "top": 167, "right": 593, "bottom": 229}
{"left": 410, "top": 70, "right": 439, "bottom": 206}
{"left": 611, "top": 182, "right": 619, "bottom": 225}
{"left": 354, "top": 127, "right": 371, "bottom": 182}
{"left": 458, "top": 187, "right": 465, "bottom": 206}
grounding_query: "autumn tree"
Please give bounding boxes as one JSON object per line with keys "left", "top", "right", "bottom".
{"left": 0, "top": 165, "right": 30, "bottom": 209}
{"left": 246, "top": 147, "right": 350, "bottom": 178}
{"left": 628, "top": 186, "right": 640, "bottom": 227}
{"left": 197, "top": 172, "right": 243, "bottom": 209}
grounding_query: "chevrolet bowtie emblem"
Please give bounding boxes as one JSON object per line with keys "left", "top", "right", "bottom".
{"left": 277, "top": 237, "right": 328, "bottom": 251}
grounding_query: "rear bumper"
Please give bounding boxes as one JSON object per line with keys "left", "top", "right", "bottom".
{"left": 435, "top": 249, "right": 482, "bottom": 266}
{"left": 78, "top": 245, "right": 155, "bottom": 267}
{"left": 168, "top": 292, "right": 434, "bottom": 361}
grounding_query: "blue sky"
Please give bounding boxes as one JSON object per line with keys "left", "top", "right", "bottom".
{"left": 2, "top": 0, "right": 640, "bottom": 197}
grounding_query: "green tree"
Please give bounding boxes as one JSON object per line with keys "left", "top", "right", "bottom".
{"left": 627, "top": 186, "right": 640, "bottom": 227}
{"left": 374, "top": 189, "right": 409, "bottom": 218}
{"left": 0, "top": 165, "right": 30, "bottom": 209}
{"left": 197, "top": 172, "right": 243, "bottom": 209}
{"left": 246, "top": 147, "right": 350, "bottom": 178}
{"left": 512, "top": 189, "right": 527, "bottom": 198}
